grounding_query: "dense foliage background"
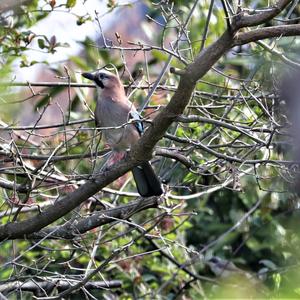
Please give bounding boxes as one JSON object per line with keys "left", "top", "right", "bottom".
{"left": 0, "top": 0, "right": 300, "bottom": 299}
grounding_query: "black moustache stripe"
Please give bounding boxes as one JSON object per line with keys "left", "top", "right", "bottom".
{"left": 95, "top": 78, "right": 104, "bottom": 88}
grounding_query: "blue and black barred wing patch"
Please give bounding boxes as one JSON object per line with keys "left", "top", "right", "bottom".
{"left": 129, "top": 110, "right": 144, "bottom": 136}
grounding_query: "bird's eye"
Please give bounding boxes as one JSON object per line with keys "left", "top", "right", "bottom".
{"left": 99, "top": 73, "right": 106, "bottom": 80}
{"left": 209, "top": 257, "right": 219, "bottom": 263}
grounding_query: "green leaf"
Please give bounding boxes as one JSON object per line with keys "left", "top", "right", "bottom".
{"left": 66, "top": 0, "right": 76, "bottom": 8}
{"left": 69, "top": 55, "right": 87, "bottom": 69}
{"left": 37, "top": 38, "right": 45, "bottom": 49}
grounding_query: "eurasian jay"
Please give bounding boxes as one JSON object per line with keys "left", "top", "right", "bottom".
{"left": 82, "top": 69, "right": 163, "bottom": 197}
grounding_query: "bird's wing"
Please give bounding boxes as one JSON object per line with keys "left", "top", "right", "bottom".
{"left": 129, "top": 109, "right": 144, "bottom": 136}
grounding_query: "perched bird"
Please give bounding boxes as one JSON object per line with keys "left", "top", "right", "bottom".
{"left": 207, "top": 256, "right": 245, "bottom": 278}
{"left": 82, "top": 69, "right": 163, "bottom": 197}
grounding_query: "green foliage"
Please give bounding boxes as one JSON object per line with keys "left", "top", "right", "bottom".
{"left": 66, "top": 0, "right": 76, "bottom": 8}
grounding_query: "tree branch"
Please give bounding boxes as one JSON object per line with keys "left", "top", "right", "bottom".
{"left": 0, "top": 29, "right": 235, "bottom": 241}
{"left": 131, "top": 30, "right": 235, "bottom": 162}
{"left": 27, "top": 197, "right": 160, "bottom": 240}
{"left": 234, "top": 24, "right": 300, "bottom": 45}
{"left": 0, "top": 0, "right": 293, "bottom": 240}
{"left": 233, "top": 0, "right": 292, "bottom": 28}
{"left": 0, "top": 280, "right": 121, "bottom": 296}
{"left": 0, "top": 156, "right": 137, "bottom": 240}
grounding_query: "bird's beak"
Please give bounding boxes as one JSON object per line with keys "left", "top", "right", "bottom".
{"left": 81, "top": 72, "right": 95, "bottom": 81}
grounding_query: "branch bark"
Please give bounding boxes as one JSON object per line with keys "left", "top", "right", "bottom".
{"left": 234, "top": 24, "right": 300, "bottom": 45}
{"left": 0, "top": 280, "right": 122, "bottom": 296}
{"left": 27, "top": 197, "right": 160, "bottom": 240}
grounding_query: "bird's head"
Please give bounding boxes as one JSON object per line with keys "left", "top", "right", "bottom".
{"left": 82, "top": 69, "right": 122, "bottom": 90}
{"left": 207, "top": 256, "right": 239, "bottom": 277}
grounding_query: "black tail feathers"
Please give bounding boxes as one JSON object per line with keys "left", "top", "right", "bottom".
{"left": 132, "top": 162, "right": 163, "bottom": 197}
